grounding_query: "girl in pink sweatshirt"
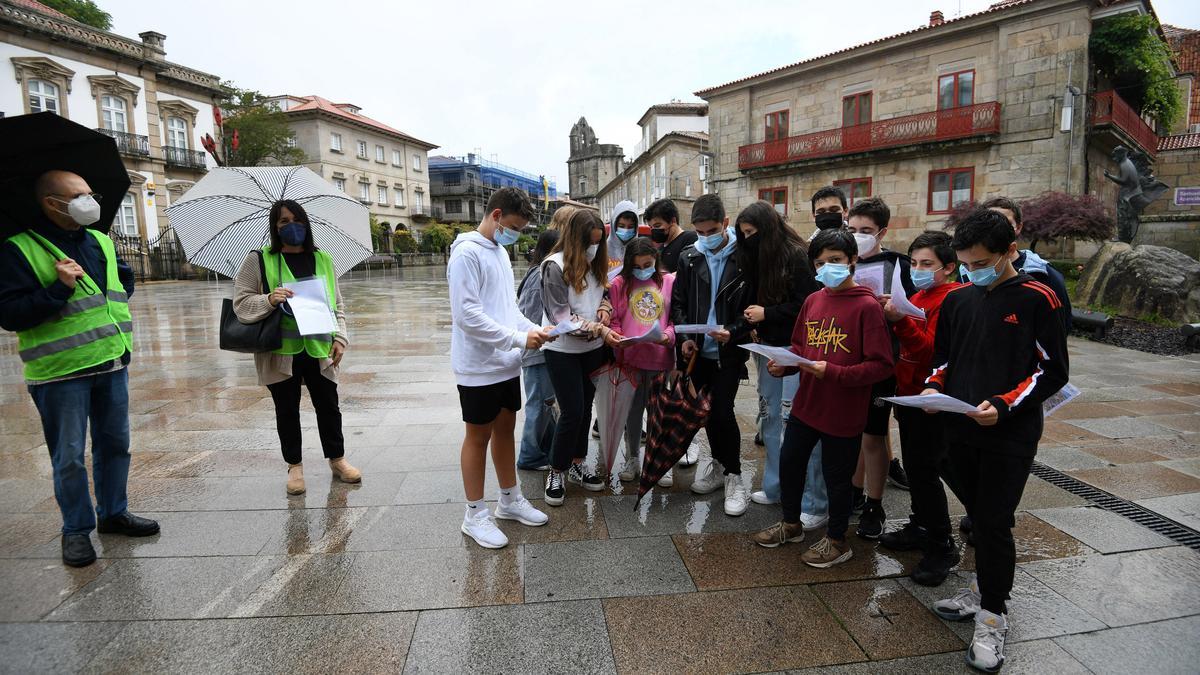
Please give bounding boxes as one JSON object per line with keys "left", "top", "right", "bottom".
{"left": 601, "top": 237, "right": 676, "bottom": 483}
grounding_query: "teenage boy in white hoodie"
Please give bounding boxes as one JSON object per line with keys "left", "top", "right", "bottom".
{"left": 448, "top": 188, "right": 554, "bottom": 549}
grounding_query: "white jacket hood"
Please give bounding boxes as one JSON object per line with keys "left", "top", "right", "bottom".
{"left": 608, "top": 199, "right": 639, "bottom": 268}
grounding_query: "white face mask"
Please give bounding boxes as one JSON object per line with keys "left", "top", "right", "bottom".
{"left": 50, "top": 194, "right": 102, "bottom": 226}
{"left": 853, "top": 232, "right": 879, "bottom": 257}
{"left": 586, "top": 244, "right": 599, "bottom": 262}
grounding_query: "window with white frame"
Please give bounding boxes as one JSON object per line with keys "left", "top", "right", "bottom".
{"left": 378, "top": 186, "right": 388, "bottom": 204}
{"left": 285, "top": 134, "right": 297, "bottom": 148}
{"left": 101, "top": 95, "right": 127, "bottom": 131}
{"left": 28, "top": 79, "right": 60, "bottom": 114}
{"left": 394, "top": 187, "right": 405, "bottom": 207}
{"left": 359, "top": 182, "right": 370, "bottom": 201}
{"left": 330, "top": 133, "right": 342, "bottom": 151}
{"left": 414, "top": 191, "right": 424, "bottom": 210}
{"left": 166, "top": 116, "right": 187, "bottom": 148}
{"left": 357, "top": 141, "right": 368, "bottom": 158}
{"left": 114, "top": 193, "right": 138, "bottom": 237}
{"left": 392, "top": 150, "right": 402, "bottom": 166}
{"left": 412, "top": 154, "right": 422, "bottom": 171}
{"left": 376, "top": 145, "right": 385, "bottom": 162}
{"left": 686, "top": 176, "right": 692, "bottom": 197}
{"left": 333, "top": 177, "right": 346, "bottom": 192}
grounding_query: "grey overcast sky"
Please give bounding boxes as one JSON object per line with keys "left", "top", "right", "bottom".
{"left": 105, "top": 0, "right": 1199, "bottom": 192}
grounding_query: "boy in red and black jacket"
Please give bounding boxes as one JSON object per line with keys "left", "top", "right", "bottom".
{"left": 921, "top": 209, "right": 1069, "bottom": 673}
{"left": 879, "top": 231, "right": 964, "bottom": 587}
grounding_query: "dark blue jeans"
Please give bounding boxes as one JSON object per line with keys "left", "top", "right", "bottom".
{"left": 28, "top": 368, "right": 131, "bottom": 535}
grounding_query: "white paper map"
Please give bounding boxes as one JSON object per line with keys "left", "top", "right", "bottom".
{"left": 618, "top": 322, "right": 665, "bottom": 345}
{"left": 674, "top": 323, "right": 723, "bottom": 335}
{"left": 889, "top": 264, "right": 925, "bottom": 320}
{"left": 549, "top": 319, "right": 583, "bottom": 337}
{"left": 1042, "top": 383, "right": 1081, "bottom": 417}
{"left": 282, "top": 278, "right": 336, "bottom": 336}
{"left": 854, "top": 264, "right": 885, "bottom": 296}
{"left": 883, "top": 393, "right": 979, "bottom": 415}
{"left": 739, "top": 343, "right": 815, "bottom": 367}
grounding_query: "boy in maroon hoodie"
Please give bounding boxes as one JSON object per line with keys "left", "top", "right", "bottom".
{"left": 752, "top": 229, "right": 893, "bottom": 568}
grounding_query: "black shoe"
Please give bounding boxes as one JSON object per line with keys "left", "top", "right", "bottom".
{"left": 591, "top": 421, "right": 600, "bottom": 439}
{"left": 851, "top": 488, "right": 866, "bottom": 515}
{"left": 62, "top": 534, "right": 96, "bottom": 567}
{"left": 879, "top": 519, "right": 927, "bottom": 551}
{"left": 959, "top": 514, "right": 973, "bottom": 532}
{"left": 754, "top": 431, "right": 764, "bottom": 446}
{"left": 887, "top": 458, "right": 909, "bottom": 491}
{"left": 97, "top": 512, "right": 160, "bottom": 537}
{"left": 856, "top": 502, "right": 885, "bottom": 539}
{"left": 567, "top": 464, "right": 604, "bottom": 492}
{"left": 910, "top": 538, "right": 962, "bottom": 587}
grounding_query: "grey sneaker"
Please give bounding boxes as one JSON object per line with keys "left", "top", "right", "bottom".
{"left": 933, "top": 574, "right": 981, "bottom": 621}
{"left": 966, "top": 610, "right": 1008, "bottom": 672}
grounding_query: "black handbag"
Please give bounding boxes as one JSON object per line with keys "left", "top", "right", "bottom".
{"left": 219, "top": 251, "right": 283, "bottom": 353}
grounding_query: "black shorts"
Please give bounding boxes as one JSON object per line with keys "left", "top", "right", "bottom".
{"left": 457, "top": 377, "right": 522, "bottom": 425}
{"left": 864, "top": 376, "right": 897, "bottom": 437}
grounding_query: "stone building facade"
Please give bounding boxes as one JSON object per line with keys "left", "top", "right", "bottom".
{"left": 567, "top": 117, "right": 623, "bottom": 205}
{"left": 0, "top": 0, "right": 223, "bottom": 244}
{"left": 596, "top": 128, "right": 708, "bottom": 225}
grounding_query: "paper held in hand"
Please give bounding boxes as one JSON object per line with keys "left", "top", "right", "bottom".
{"left": 1042, "top": 383, "right": 1081, "bottom": 417}
{"left": 888, "top": 264, "right": 925, "bottom": 320}
{"left": 618, "top": 322, "right": 664, "bottom": 345}
{"left": 549, "top": 319, "right": 583, "bottom": 337}
{"left": 739, "top": 343, "right": 815, "bottom": 367}
{"left": 883, "top": 393, "right": 979, "bottom": 415}
{"left": 854, "top": 264, "right": 885, "bottom": 296}
{"left": 674, "top": 323, "right": 723, "bottom": 335}
{"left": 282, "top": 277, "right": 336, "bottom": 336}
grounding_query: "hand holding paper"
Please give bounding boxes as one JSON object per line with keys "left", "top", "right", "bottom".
{"left": 282, "top": 278, "right": 336, "bottom": 336}
{"left": 883, "top": 393, "right": 979, "bottom": 415}
{"left": 548, "top": 319, "right": 583, "bottom": 337}
{"left": 739, "top": 343, "right": 815, "bottom": 367}
{"left": 888, "top": 264, "right": 925, "bottom": 320}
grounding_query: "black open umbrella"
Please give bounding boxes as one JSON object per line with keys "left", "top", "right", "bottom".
{"left": 0, "top": 112, "right": 130, "bottom": 238}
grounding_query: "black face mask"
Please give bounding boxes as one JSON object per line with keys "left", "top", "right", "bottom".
{"left": 741, "top": 234, "right": 760, "bottom": 256}
{"left": 649, "top": 228, "right": 669, "bottom": 244}
{"left": 814, "top": 212, "right": 844, "bottom": 230}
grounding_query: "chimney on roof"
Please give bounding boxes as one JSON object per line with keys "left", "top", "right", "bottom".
{"left": 138, "top": 31, "right": 166, "bottom": 61}
{"left": 930, "top": 10, "right": 945, "bottom": 26}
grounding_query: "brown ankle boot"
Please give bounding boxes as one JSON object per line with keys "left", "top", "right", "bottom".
{"left": 329, "top": 457, "right": 361, "bottom": 483}
{"left": 286, "top": 464, "right": 305, "bottom": 495}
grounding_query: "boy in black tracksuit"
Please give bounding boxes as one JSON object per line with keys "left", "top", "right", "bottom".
{"left": 921, "top": 209, "right": 1069, "bottom": 673}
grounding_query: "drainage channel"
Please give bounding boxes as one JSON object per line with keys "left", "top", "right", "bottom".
{"left": 1030, "top": 461, "right": 1200, "bottom": 550}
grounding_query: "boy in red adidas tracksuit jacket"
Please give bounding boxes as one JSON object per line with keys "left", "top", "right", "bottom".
{"left": 921, "top": 209, "right": 1069, "bottom": 673}
{"left": 879, "top": 231, "right": 964, "bottom": 587}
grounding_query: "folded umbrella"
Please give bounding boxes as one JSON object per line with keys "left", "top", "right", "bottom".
{"left": 636, "top": 354, "right": 710, "bottom": 508}
{"left": 591, "top": 362, "right": 640, "bottom": 480}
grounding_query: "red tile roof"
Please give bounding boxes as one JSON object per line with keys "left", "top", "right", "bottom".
{"left": 1159, "top": 133, "right": 1200, "bottom": 151}
{"left": 11, "top": 0, "right": 73, "bottom": 21}
{"left": 695, "top": 0, "right": 1040, "bottom": 96}
{"left": 283, "top": 95, "right": 437, "bottom": 149}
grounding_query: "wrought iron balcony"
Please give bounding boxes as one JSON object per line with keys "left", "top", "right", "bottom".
{"left": 163, "top": 145, "right": 207, "bottom": 169}
{"left": 738, "top": 101, "right": 1001, "bottom": 171}
{"left": 96, "top": 127, "right": 150, "bottom": 157}
{"left": 1089, "top": 90, "right": 1159, "bottom": 158}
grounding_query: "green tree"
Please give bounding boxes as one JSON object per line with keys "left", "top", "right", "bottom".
{"left": 41, "top": 0, "right": 111, "bottom": 29}
{"left": 217, "top": 85, "right": 306, "bottom": 167}
{"left": 393, "top": 230, "right": 418, "bottom": 253}
{"left": 420, "top": 222, "right": 455, "bottom": 253}
{"left": 1090, "top": 14, "right": 1183, "bottom": 129}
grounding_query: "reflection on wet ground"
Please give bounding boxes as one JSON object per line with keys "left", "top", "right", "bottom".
{"left": 2, "top": 267, "right": 1199, "bottom": 672}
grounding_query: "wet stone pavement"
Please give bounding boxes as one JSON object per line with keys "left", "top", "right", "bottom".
{"left": 2, "top": 266, "right": 1199, "bottom": 674}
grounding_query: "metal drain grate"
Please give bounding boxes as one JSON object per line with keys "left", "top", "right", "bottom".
{"left": 1030, "top": 461, "right": 1200, "bottom": 550}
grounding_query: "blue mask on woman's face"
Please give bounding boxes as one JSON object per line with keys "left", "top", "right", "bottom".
{"left": 495, "top": 224, "right": 520, "bottom": 246}
{"left": 815, "top": 262, "right": 852, "bottom": 288}
{"left": 280, "top": 222, "right": 307, "bottom": 246}
{"left": 616, "top": 227, "right": 637, "bottom": 242}
{"left": 632, "top": 266, "right": 656, "bottom": 281}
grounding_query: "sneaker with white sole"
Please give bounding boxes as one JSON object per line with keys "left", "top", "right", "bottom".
{"left": 966, "top": 610, "right": 1008, "bottom": 673}
{"left": 690, "top": 457, "right": 724, "bottom": 494}
{"left": 567, "top": 463, "right": 604, "bottom": 492}
{"left": 618, "top": 452, "right": 639, "bottom": 482}
{"left": 933, "top": 574, "right": 981, "bottom": 621}
{"left": 752, "top": 521, "right": 804, "bottom": 548}
{"left": 544, "top": 471, "right": 565, "bottom": 507}
{"left": 800, "top": 512, "right": 829, "bottom": 531}
{"left": 659, "top": 468, "right": 674, "bottom": 488}
{"left": 801, "top": 536, "right": 853, "bottom": 568}
{"left": 461, "top": 508, "right": 509, "bottom": 549}
{"left": 679, "top": 442, "right": 700, "bottom": 467}
{"left": 723, "top": 474, "right": 748, "bottom": 516}
{"left": 494, "top": 495, "right": 548, "bottom": 527}
{"left": 750, "top": 490, "right": 779, "bottom": 505}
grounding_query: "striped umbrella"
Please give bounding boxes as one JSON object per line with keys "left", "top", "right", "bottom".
{"left": 166, "top": 166, "right": 372, "bottom": 277}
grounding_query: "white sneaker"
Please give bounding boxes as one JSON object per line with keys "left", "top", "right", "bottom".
{"left": 494, "top": 495, "right": 548, "bottom": 527}
{"left": 723, "top": 474, "right": 748, "bottom": 517}
{"left": 461, "top": 507, "right": 509, "bottom": 549}
{"left": 800, "top": 512, "right": 829, "bottom": 530}
{"left": 659, "top": 468, "right": 674, "bottom": 488}
{"left": 933, "top": 574, "right": 981, "bottom": 621}
{"left": 679, "top": 442, "right": 700, "bottom": 467}
{"left": 967, "top": 610, "right": 1008, "bottom": 672}
{"left": 690, "top": 457, "right": 724, "bottom": 494}
{"left": 618, "top": 452, "right": 639, "bottom": 482}
{"left": 750, "top": 490, "right": 779, "bottom": 505}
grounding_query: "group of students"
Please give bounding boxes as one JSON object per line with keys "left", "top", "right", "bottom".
{"left": 448, "top": 185, "right": 1069, "bottom": 673}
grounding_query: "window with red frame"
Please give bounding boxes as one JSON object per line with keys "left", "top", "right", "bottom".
{"left": 928, "top": 168, "right": 973, "bottom": 214}
{"left": 758, "top": 187, "right": 787, "bottom": 216}
{"left": 938, "top": 70, "right": 974, "bottom": 110}
{"left": 833, "top": 178, "right": 872, "bottom": 206}
{"left": 764, "top": 111, "right": 789, "bottom": 142}
{"left": 842, "top": 93, "right": 872, "bottom": 127}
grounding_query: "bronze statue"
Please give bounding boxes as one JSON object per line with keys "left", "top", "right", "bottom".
{"left": 1104, "top": 145, "right": 1169, "bottom": 243}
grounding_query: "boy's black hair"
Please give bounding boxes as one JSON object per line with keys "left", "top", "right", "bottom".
{"left": 615, "top": 210, "right": 639, "bottom": 228}
{"left": 619, "top": 237, "right": 662, "bottom": 287}
{"left": 810, "top": 185, "right": 847, "bottom": 213}
{"left": 645, "top": 198, "right": 679, "bottom": 224}
{"left": 981, "top": 196, "right": 1022, "bottom": 225}
{"left": 951, "top": 208, "right": 1017, "bottom": 253}
{"left": 268, "top": 199, "right": 315, "bottom": 253}
{"left": 691, "top": 193, "right": 725, "bottom": 225}
{"left": 908, "top": 230, "right": 956, "bottom": 266}
{"left": 486, "top": 187, "right": 534, "bottom": 220}
{"left": 847, "top": 196, "right": 890, "bottom": 230}
{"left": 808, "top": 228, "right": 857, "bottom": 262}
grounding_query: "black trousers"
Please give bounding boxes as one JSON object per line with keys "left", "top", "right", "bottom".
{"left": 266, "top": 352, "right": 345, "bottom": 465}
{"left": 895, "top": 406, "right": 952, "bottom": 540}
{"left": 544, "top": 348, "right": 606, "bottom": 471}
{"left": 780, "top": 417, "right": 861, "bottom": 540}
{"left": 941, "top": 440, "right": 1034, "bottom": 615}
{"left": 689, "top": 357, "right": 744, "bottom": 475}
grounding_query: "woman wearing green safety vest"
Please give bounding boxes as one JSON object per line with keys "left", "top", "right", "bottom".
{"left": 232, "top": 199, "right": 360, "bottom": 495}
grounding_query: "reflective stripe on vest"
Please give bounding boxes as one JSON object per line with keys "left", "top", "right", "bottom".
{"left": 260, "top": 248, "right": 337, "bottom": 358}
{"left": 7, "top": 229, "right": 134, "bottom": 381}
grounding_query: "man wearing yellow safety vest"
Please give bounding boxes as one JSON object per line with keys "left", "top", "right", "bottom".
{"left": 0, "top": 170, "right": 159, "bottom": 567}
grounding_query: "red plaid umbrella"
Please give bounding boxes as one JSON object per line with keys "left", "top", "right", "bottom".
{"left": 636, "top": 354, "right": 710, "bottom": 508}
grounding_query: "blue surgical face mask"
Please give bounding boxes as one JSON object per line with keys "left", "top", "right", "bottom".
{"left": 616, "top": 227, "right": 637, "bottom": 242}
{"left": 698, "top": 231, "right": 725, "bottom": 251}
{"left": 280, "top": 222, "right": 307, "bottom": 246}
{"left": 632, "top": 266, "right": 656, "bottom": 281}
{"left": 911, "top": 268, "right": 936, "bottom": 290}
{"left": 960, "top": 256, "right": 1002, "bottom": 287}
{"left": 494, "top": 224, "right": 520, "bottom": 246}
{"left": 815, "top": 262, "right": 852, "bottom": 288}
